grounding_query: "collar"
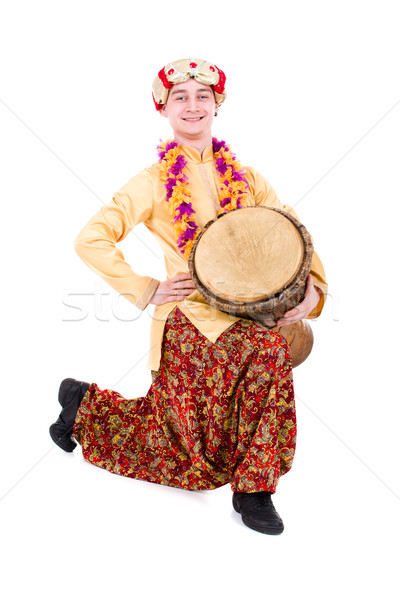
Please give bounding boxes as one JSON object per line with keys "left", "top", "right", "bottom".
{"left": 177, "top": 144, "right": 214, "bottom": 164}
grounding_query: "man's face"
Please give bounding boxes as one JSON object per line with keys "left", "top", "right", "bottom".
{"left": 161, "top": 78, "right": 218, "bottom": 141}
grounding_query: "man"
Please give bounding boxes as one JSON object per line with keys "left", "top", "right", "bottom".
{"left": 50, "top": 58, "right": 327, "bottom": 535}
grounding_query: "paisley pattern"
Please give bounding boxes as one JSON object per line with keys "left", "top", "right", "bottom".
{"left": 73, "top": 307, "right": 296, "bottom": 493}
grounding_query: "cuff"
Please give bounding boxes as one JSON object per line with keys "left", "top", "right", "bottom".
{"left": 136, "top": 278, "right": 160, "bottom": 311}
{"left": 306, "top": 276, "right": 328, "bottom": 320}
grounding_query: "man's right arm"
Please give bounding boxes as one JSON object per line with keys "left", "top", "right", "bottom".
{"left": 74, "top": 170, "right": 160, "bottom": 311}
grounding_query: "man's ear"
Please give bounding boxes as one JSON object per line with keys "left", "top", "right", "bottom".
{"left": 161, "top": 104, "right": 168, "bottom": 119}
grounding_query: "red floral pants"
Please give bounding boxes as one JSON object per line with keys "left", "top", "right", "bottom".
{"left": 74, "top": 307, "right": 296, "bottom": 493}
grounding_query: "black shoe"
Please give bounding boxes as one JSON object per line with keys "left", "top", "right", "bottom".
{"left": 232, "top": 491, "right": 284, "bottom": 535}
{"left": 49, "top": 378, "right": 90, "bottom": 452}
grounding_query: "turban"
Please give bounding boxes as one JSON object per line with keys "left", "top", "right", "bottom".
{"left": 152, "top": 58, "right": 226, "bottom": 112}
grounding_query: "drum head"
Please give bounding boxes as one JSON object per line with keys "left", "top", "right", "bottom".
{"left": 193, "top": 207, "right": 305, "bottom": 302}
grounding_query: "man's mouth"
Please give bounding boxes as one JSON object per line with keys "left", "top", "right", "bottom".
{"left": 182, "top": 116, "right": 204, "bottom": 121}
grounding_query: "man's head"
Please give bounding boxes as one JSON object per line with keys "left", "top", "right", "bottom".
{"left": 152, "top": 58, "right": 226, "bottom": 113}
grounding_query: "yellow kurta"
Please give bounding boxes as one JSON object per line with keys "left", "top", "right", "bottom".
{"left": 74, "top": 144, "right": 328, "bottom": 370}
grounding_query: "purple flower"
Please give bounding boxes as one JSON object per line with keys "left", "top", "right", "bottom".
{"left": 165, "top": 140, "right": 178, "bottom": 153}
{"left": 157, "top": 140, "right": 178, "bottom": 161}
{"left": 231, "top": 169, "right": 248, "bottom": 187}
{"left": 215, "top": 157, "right": 228, "bottom": 175}
{"left": 212, "top": 138, "right": 228, "bottom": 153}
{"left": 157, "top": 147, "right": 166, "bottom": 160}
{"left": 173, "top": 202, "right": 195, "bottom": 222}
{"left": 177, "top": 221, "right": 198, "bottom": 249}
{"left": 165, "top": 179, "right": 175, "bottom": 200}
{"left": 170, "top": 155, "right": 187, "bottom": 175}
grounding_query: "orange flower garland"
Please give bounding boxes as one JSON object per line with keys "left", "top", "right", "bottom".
{"left": 157, "top": 138, "right": 250, "bottom": 258}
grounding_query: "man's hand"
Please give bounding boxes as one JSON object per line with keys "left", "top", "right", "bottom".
{"left": 149, "top": 272, "right": 196, "bottom": 306}
{"left": 275, "top": 274, "right": 322, "bottom": 327}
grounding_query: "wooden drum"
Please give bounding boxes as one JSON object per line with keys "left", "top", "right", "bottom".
{"left": 188, "top": 206, "right": 314, "bottom": 367}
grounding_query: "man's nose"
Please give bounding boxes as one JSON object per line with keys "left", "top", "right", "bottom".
{"left": 187, "top": 97, "right": 199, "bottom": 111}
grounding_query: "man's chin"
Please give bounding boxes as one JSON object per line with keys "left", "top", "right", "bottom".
{"left": 179, "top": 128, "right": 206, "bottom": 138}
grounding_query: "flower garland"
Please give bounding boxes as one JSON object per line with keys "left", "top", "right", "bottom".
{"left": 157, "top": 137, "right": 250, "bottom": 258}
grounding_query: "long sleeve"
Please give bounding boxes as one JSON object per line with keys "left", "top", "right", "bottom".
{"left": 74, "top": 169, "right": 160, "bottom": 311}
{"left": 245, "top": 166, "right": 328, "bottom": 319}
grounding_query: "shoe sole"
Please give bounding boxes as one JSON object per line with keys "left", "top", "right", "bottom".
{"left": 241, "top": 516, "right": 284, "bottom": 535}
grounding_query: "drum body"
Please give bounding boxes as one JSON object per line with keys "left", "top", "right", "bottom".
{"left": 272, "top": 320, "right": 314, "bottom": 368}
{"left": 188, "top": 206, "right": 315, "bottom": 367}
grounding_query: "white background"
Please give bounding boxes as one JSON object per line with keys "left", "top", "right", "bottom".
{"left": 1, "top": 1, "right": 399, "bottom": 598}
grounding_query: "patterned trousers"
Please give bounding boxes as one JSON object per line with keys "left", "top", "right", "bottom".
{"left": 73, "top": 307, "right": 296, "bottom": 493}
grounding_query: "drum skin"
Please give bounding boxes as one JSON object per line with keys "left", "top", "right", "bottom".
{"left": 188, "top": 206, "right": 315, "bottom": 367}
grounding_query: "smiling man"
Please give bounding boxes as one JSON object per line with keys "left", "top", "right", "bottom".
{"left": 50, "top": 58, "right": 327, "bottom": 535}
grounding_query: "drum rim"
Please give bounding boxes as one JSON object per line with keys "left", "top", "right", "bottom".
{"left": 188, "top": 206, "right": 314, "bottom": 317}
